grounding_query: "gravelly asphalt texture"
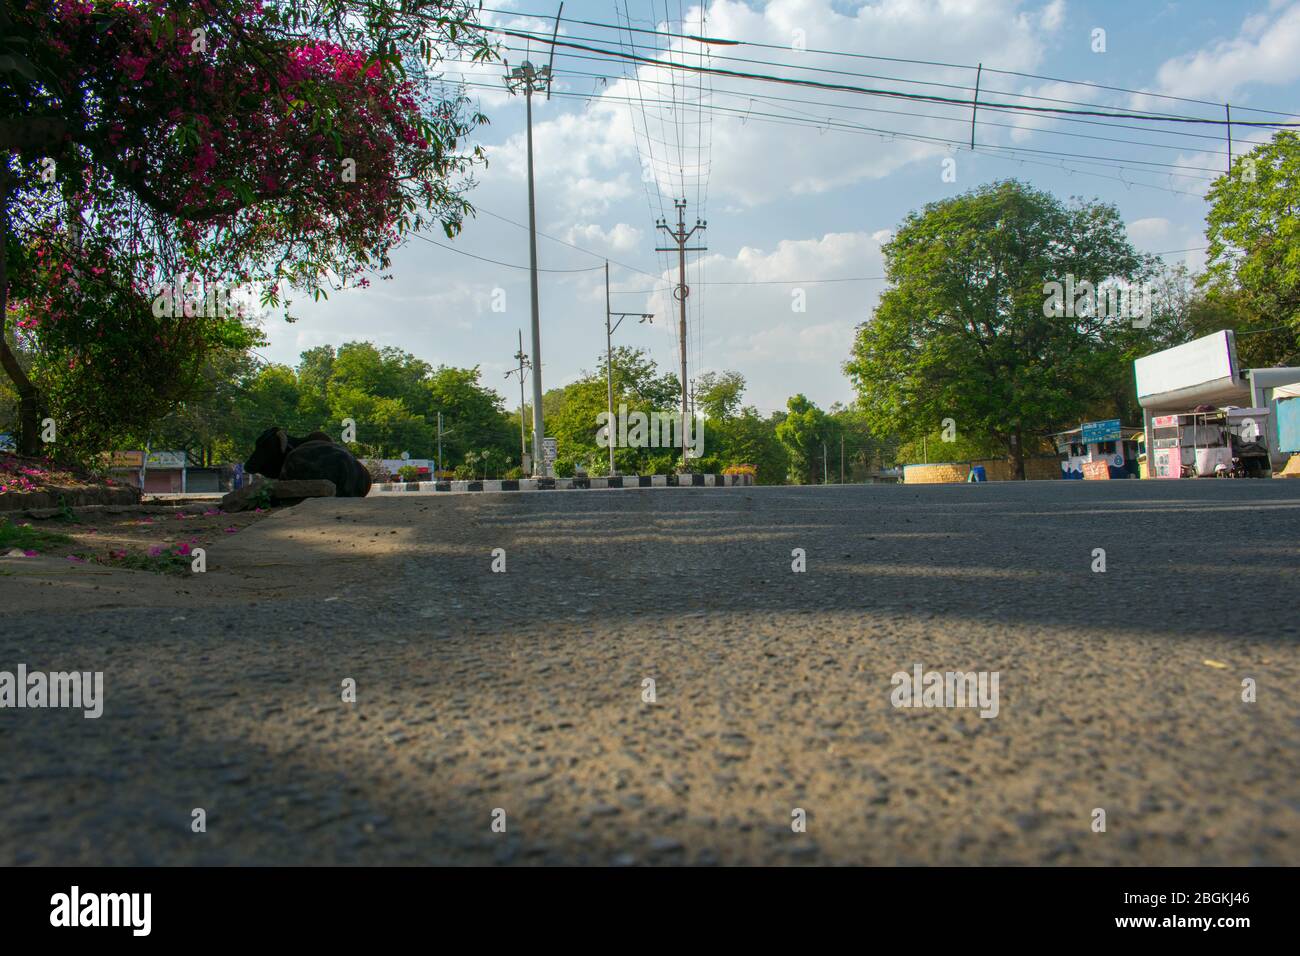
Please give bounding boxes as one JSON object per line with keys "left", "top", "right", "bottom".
{"left": 2, "top": 480, "right": 1298, "bottom": 866}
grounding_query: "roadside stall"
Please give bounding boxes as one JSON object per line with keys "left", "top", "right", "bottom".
{"left": 1134, "top": 330, "right": 1300, "bottom": 477}
{"left": 1148, "top": 407, "right": 1272, "bottom": 478}
{"left": 1050, "top": 419, "right": 1141, "bottom": 478}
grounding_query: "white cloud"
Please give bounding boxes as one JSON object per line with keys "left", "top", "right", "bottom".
{"left": 483, "top": 0, "right": 1070, "bottom": 218}
{"left": 1127, "top": 217, "right": 1171, "bottom": 245}
{"left": 565, "top": 222, "right": 645, "bottom": 254}
{"left": 1152, "top": 1, "right": 1300, "bottom": 100}
{"left": 1040, "top": 0, "right": 1067, "bottom": 32}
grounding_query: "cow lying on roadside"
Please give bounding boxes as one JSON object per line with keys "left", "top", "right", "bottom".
{"left": 243, "top": 427, "right": 372, "bottom": 497}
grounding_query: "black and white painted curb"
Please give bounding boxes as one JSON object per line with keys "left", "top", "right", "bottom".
{"left": 371, "top": 474, "right": 755, "bottom": 494}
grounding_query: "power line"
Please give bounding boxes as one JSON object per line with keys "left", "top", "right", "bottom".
{"left": 467, "top": 20, "right": 1300, "bottom": 128}
{"left": 448, "top": 51, "right": 1269, "bottom": 155}
{"left": 450, "top": 79, "right": 1221, "bottom": 190}
{"left": 472, "top": 205, "right": 662, "bottom": 279}
{"left": 410, "top": 230, "right": 604, "bottom": 272}
{"left": 476, "top": 5, "right": 1300, "bottom": 120}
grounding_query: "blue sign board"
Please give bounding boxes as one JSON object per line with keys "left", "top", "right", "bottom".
{"left": 1081, "top": 419, "right": 1122, "bottom": 444}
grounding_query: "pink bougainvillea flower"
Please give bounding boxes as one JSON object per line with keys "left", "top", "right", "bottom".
{"left": 174, "top": 542, "right": 191, "bottom": 556}
{"left": 67, "top": 554, "right": 86, "bottom": 563}
{"left": 224, "top": 526, "right": 238, "bottom": 534}
{"left": 22, "top": 550, "right": 38, "bottom": 557}
{"left": 148, "top": 545, "right": 164, "bottom": 557}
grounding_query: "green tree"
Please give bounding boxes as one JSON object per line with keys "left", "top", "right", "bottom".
{"left": 776, "top": 394, "right": 830, "bottom": 484}
{"left": 424, "top": 365, "right": 514, "bottom": 465}
{"left": 1203, "top": 130, "right": 1300, "bottom": 352}
{"left": 694, "top": 370, "right": 746, "bottom": 420}
{"left": 844, "top": 180, "right": 1148, "bottom": 479}
{"left": 1, "top": 0, "right": 493, "bottom": 457}
{"left": 708, "top": 406, "right": 789, "bottom": 484}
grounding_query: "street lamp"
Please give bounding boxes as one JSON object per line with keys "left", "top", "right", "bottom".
{"left": 504, "top": 60, "right": 552, "bottom": 476}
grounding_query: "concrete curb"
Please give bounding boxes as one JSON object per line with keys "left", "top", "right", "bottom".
{"left": 370, "top": 474, "right": 754, "bottom": 494}
{"left": 0, "top": 484, "right": 142, "bottom": 515}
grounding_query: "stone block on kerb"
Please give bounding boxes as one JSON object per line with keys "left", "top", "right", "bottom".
{"left": 221, "top": 478, "right": 336, "bottom": 512}
{"left": 651, "top": 475, "right": 667, "bottom": 487}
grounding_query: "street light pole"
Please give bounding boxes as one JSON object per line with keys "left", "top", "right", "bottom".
{"left": 604, "top": 260, "right": 653, "bottom": 476}
{"left": 505, "top": 61, "right": 552, "bottom": 476}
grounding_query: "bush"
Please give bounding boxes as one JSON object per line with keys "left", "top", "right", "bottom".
{"left": 642, "top": 453, "right": 677, "bottom": 475}
{"left": 504, "top": 466, "right": 524, "bottom": 480}
{"left": 397, "top": 464, "right": 420, "bottom": 482}
{"left": 452, "top": 464, "right": 476, "bottom": 480}
{"left": 724, "top": 463, "right": 757, "bottom": 477}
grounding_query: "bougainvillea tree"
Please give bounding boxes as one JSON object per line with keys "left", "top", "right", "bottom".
{"left": 1, "top": 0, "right": 494, "bottom": 457}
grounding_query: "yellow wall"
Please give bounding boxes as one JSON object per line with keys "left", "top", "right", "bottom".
{"left": 903, "top": 458, "right": 1061, "bottom": 483}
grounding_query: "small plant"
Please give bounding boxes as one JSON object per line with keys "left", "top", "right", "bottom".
{"left": 397, "top": 464, "right": 420, "bottom": 482}
{"left": 96, "top": 549, "right": 191, "bottom": 575}
{"left": 0, "top": 517, "right": 73, "bottom": 553}
{"left": 53, "top": 495, "right": 81, "bottom": 523}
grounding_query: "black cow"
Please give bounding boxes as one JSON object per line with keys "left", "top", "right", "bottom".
{"left": 243, "top": 427, "right": 372, "bottom": 497}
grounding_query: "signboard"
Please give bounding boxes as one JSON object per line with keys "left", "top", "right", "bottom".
{"left": 1134, "top": 330, "right": 1240, "bottom": 406}
{"left": 1152, "top": 414, "right": 1180, "bottom": 428}
{"left": 145, "top": 451, "right": 185, "bottom": 469}
{"left": 1081, "top": 419, "right": 1121, "bottom": 444}
{"left": 1081, "top": 460, "right": 1111, "bottom": 480}
{"left": 108, "top": 450, "right": 145, "bottom": 468}
{"left": 542, "top": 438, "right": 558, "bottom": 478}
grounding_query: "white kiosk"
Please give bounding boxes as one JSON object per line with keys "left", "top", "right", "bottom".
{"left": 1134, "top": 330, "right": 1300, "bottom": 476}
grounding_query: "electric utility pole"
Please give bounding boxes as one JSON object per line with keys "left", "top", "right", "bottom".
{"left": 504, "top": 59, "right": 553, "bottom": 475}
{"left": 604, "top": 261, "right": 654, "bottom": 476}
{"left": 504, "top": 329, "right": 530, "bottom": 470}
{"left": 655, "top": 199, "right": 706, "bottom": 472}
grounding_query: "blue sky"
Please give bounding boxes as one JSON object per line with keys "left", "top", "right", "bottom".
{"left": 263, "top": 0, "right": 1300, "bottom": 415}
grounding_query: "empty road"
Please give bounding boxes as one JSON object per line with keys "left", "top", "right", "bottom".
{"left": 2, "top": 480, "right": 1297, "bottom": 865}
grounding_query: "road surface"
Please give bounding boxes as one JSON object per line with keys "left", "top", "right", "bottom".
{"left": 2, "top": 480, "right": 1297, "bottom": 865}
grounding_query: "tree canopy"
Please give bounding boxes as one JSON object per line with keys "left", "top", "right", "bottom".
{"left": 1, "top": 0, "right": 494, "bottom": 457}
{"left": 844, "top": 180, "right": 1150, "bottom": 478}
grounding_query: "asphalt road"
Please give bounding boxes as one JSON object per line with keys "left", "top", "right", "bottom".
{"left": 2, "top": 480, "right": 1298, "bottom": 865}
